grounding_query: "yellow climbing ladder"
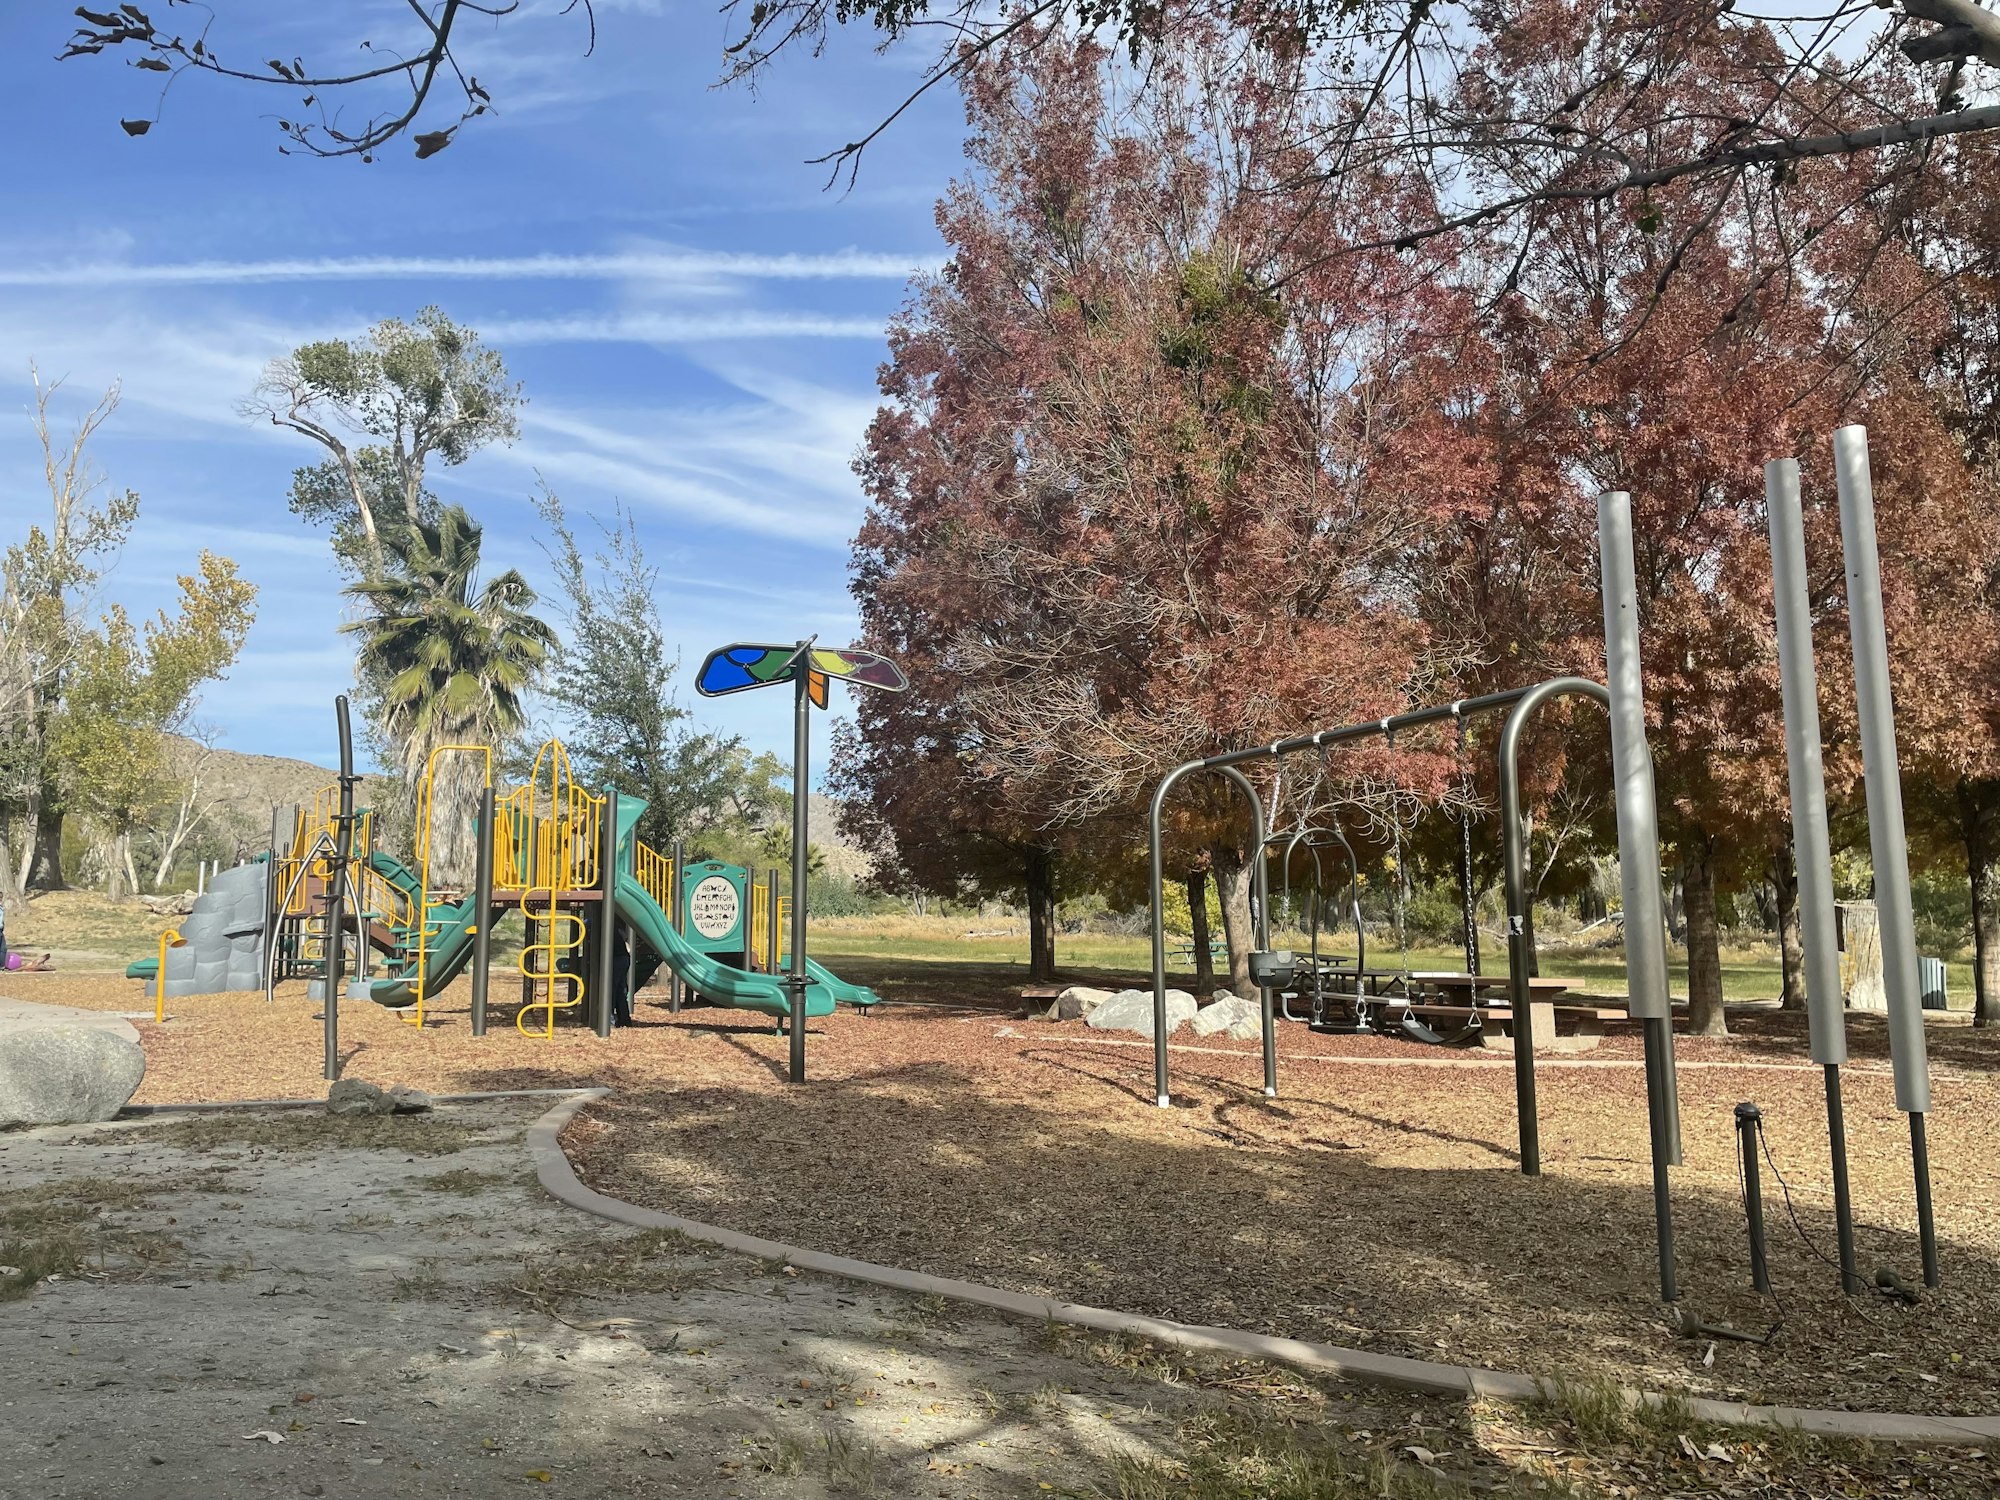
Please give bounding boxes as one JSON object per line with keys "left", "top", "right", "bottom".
{"left": 499, "top": 739, "right": 600, "bottom": 1038}
{"left": 516, "top": 893, "right": 585, "bottom": 1037}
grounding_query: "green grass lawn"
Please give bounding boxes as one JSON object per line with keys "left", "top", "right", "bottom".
{"left": 808, "top": 919, "right": 1978, "bottom": 1008}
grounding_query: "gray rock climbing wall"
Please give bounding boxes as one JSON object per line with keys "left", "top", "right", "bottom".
{"left": 155, "top": 861, "right": 271, "bottom": 1000}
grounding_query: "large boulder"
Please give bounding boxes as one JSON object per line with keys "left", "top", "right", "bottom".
{"left": 1084, "top": 988, "right": 1198, "bottom": 1037}
{"left": 1049, "top": 985, "right": 1119, "bottom": 1022}
{"left": 0, "top": 1026, "right": 146, "bottom": 1125}
{"left": 1191, "top": 993, "right": 1263, "bottom": 1040}
{"left": 326, "top": 1078, "right": 394, "bottom": 1117}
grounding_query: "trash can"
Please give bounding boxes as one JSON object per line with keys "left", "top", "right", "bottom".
{"left": 1918, "top": 955, "right": 1947, "bottom": 1011}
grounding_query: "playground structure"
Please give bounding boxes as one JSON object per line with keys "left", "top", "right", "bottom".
{"left": 134, "top": 731, "right": 879, "bottom": 1040}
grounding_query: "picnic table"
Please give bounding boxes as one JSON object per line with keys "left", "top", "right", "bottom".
{"left": 1286, "top": 967, "right": 1630, "bottom": 1046}
{"left": 1392, "top": 972, "right": 1629, "bottom": 1046}
{"left": 1404, "top": 971, "right": 1574, "bottom": 1001}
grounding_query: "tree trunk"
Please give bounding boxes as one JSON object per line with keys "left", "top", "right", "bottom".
{"left": 1023, "top": 846, "right": 1056, "bottom": 983}
{"left": 1961, "top": 779, "right": 2000, "bottom": 1028}
{"left": 1214, "top": 844, "right": 1256, "bottom": 999}
{"left": 0, "top": 824, "right": 20, "bottom": 906}
{"left": 1186, "top": 870, "right": 1216, "bottom": 993}
{"left": 10, "top": 814, "right": 27, "bottom": 897}
{"left": 1773, "top": 848, "right": 1805, "bottom": 1013}
{"left": 1682, "top": 830, "right": 1729, "bottom": 1036}
{"left": 27, "top": 797, "right": 64, "bottom": 890}
{"left": 338, "top": 448, "right": 386, "bottom": 577}
{"left": 104, "top": 833, "right": 130, "bottom": 901}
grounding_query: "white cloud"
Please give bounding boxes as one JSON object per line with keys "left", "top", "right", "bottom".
{"left": 487, "top": 311, "right": 887, "bottom": 343}
{"left": 513, "top": 367, "right": 877, "bottom": 547}
{"left": 0, "top": 249, "right": 937, "bottom": 288}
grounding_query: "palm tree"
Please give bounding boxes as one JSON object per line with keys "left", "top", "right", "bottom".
{"left": 343, "top": 505, "right": 554, "bottom": 885}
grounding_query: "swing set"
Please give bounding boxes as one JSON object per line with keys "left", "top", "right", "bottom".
{"left": 1254, "top": 709, "right": 1538, "bottom": 1045}
{"left": 1147, "top": 672, "right": 1684, "bottom": 1301}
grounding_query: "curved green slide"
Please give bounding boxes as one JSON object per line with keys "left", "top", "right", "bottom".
{"left": 612, "top": 800, "right": 878, "bottom": 1020}
{"left": 365, "top": 890, "right": 488, "bottom": 1008}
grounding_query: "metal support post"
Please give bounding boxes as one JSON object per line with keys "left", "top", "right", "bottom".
{"left": 670, "top": 838, "right": 686, "bottom": 1014}
{"left": 1736, "top": 1103, "right": 1771, "bottom": 1294}
{"left": 324, "top": 696, "right": 355, "bottom": 1083}
{"left": 788, "top": 668, "right": 811, "bottom": 1083}
{"left": 1764, "top": 457, "right": 1861, "bottom": 1294}
{"left": 593, "top": 790, "right": 618, "bottom": 1038}
{"left": 1834, "top": 426, "right": 1937, "bottom": 1287}
{"left": 1149, "top": 764, "right": 1272, "bottom": 1106}
{"left": 471, "top": 783, "right": 495, "bottom": 1037}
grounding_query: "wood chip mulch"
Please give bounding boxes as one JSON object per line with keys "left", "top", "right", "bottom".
{"left": 32, "top": 963, "right": 2000, "bottom": 1420}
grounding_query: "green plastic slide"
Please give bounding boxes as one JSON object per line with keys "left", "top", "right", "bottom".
{"left": 611, "top": 800, "right": 878, "bottom": 1020}
{"left": 365, "top": 890, "right": 490, "bottom": 1008}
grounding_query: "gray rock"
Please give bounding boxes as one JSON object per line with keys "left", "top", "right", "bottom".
{"left": 1051, "top": 985, "right": 1119, "bottom": 1021}
{"left": 1192, "top": 993, "right": 1263, "bottom": 1040}
{"left": 1084, "top": 988, "right": 1198, "bottom": 1037}
{"left": 326, "top": 1078, "right": 393, "bottom": 1117}
{"left": 386, "top": 1084, "right": 435, "bottom": 1114}
{"left": 1211, "top": 989, "right": 1236, "bottom": 1006}
{"left": 0, "top": 1026, "right": 146, "bottom": 1125}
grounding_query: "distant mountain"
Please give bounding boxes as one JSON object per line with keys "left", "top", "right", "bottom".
{"left": 177, "top": 739, "right": 371, "bottom": 852}
{"left": 808, "top": 793, "right": 878, "bottom": 885}
{"left": 191, "top": 740, "right": 880, "bottom": 881}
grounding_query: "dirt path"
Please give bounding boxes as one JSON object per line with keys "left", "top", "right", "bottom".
{"left": 6, "top": 1100, "right": 1997, "bottom": 1498}
{"left": 0, "top": 1100, "right": 1257, "bottom": 1500}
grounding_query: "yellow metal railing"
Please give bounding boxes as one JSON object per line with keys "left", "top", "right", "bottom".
{"left": 408, "top": 744, "right": 494, "bottom": 1028}
{"left": 494, "top": 740, "right": 603, "bottom": 897}
{"left": 153, "top": 928, "right": 185, "bottom": 1022}
{"left": 749, "top": 879, "right": 770, "bottom": 968}
{"left": 635, "top": 839, "right": 674, "bottom": 914}
{"left": 746, "top": 883, "right": 793, "bottom": 969}
{"left": 492, "top": 738, "right": 605, "bottom": 1040}
{"left": 277, "top": 793, "right": 413, "bottom": 946}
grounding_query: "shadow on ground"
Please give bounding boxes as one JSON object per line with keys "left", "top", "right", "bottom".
{"left": 568, "top": 1050, "right": 2000, "bottom": 1420}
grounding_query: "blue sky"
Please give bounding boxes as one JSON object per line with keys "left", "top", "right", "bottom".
{"left": 0, "top": 2, "right": 963, "bottom": 776}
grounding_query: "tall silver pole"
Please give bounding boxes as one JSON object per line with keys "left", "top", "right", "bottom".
{"left": 1765, "top": 460, "right": 1850, "bottom": 1065}
{"left": 1595, "top": 492, "right": 1674, "bottom": 1027}
{"left": 1766, "top": 457, "right": 1860, "bottom": 1293}
{"left": 1597, "top": 491, "right": 1682, "bottom": 1171}
{"left": 1833, "top": 426, "right": 1938, "bottom": 1286}
{"left": 1834, "top": 429, "right": 1932, "bottom": 1111}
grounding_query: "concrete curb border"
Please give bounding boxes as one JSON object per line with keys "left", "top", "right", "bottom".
{"left": 119, "top": 1086, "right": 590, "bottom": 1115}
{"left": 526, "top": 1090, "right": 2000, "bottom": 1448}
